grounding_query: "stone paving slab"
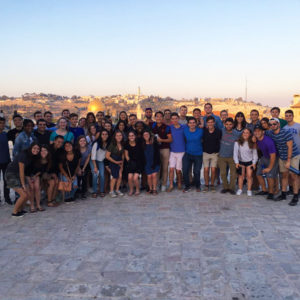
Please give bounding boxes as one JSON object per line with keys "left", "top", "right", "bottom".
{"left": 0, "top": 189, "right": 300, "bottom": 299}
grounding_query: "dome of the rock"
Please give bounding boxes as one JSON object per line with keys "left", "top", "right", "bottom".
{"left": 87, "top": 99, "right": 105, "bottom": 113}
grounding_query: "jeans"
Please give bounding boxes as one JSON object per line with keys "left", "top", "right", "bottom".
{"left": 0, "top": 163, "right": 10, "bottom": 201}
{"left": 217, "top": 157, "right": 237, "bottom": 191}
{"left": 77, "top": 169, "right": 88, "bottom": 195}
{"left": 90, "top": 160, "right": 105, "bottom": 193}
{"left": 61, "top": 174, "right": 78, "bottom": 199}
{"left": 183, "top": 153, "right": 203, "bottom": 189}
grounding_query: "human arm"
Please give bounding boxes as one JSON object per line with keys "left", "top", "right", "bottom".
{"left": 59, "top": 162, "right": 71, "bottom": 182}
{"left": 105, "top": 151, "right": 123, "bottom": 165}
{"left": 18, "top": 162, "right": 27, "bottom": 190}
{"left": 157, "top": 133, "right": 172, "bottom": 144}
{"left": 233, "top": 142, "right": 239, "bottom": 167}
{"left": 263, "top": 153, "right": 276, "bottom": 173}
{"left": 125, "top": 149, "right": 130, "bottom": 162}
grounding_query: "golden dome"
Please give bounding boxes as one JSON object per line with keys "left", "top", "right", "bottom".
{"left": 87, "top": 99, "right": 105, "bottom": 113}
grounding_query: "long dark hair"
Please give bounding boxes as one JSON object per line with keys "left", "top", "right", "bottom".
{"left": 118, "top": 111, "right": 128, "bottom": 124}
{"left": 86, "top": 112, "right": 96, "bottom": 126}
{"left": 95, "top": 129, "right": 110, "bottom": 150}
{"left": 110, "top": 130, "right": 124, "bottom": 149}
{"left": 39, "top": 145, "right": 52, "bottom": 171}
{"left": 115, "top": 120, "right": 127, "bottom": 133}
{"left": 237, "top": 128, "right": 255, "bottom": 149}
{"left": 234, "top": 112, "right": 247, "bottom": 129}
{"left": 26, "top": 142, "right": 40, "bottom": 159}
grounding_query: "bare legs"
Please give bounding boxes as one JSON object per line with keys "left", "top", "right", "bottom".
{"left": 12, "top": 188, "right": 28, "bottom": 214}
{"left": 128, "top": 173, "right": 140, "bottom": 196}
{"left": 147, "top": 172, "right": 158, "bottom": 194}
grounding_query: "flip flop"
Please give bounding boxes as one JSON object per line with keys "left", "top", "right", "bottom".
{"left": 37, "top": 207, "right": 45, "bottom": 212}
{"left": 30, "top": 208, "right": 37, "bottom": 213}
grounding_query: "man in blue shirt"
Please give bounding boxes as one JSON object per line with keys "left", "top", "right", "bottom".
{"left": 182, "top": 117, "right": 203, "bottom": 192}
{"left": 69, "top": 113, "right": 85, "bottom": 142}
{"left": 0, "top": 117, "right": 12, "bottom": 204}
{"left": 203, "top": 103, "right": 223, "bottom": 130}
{"left": 266, "top": 118, "right": 300, "bottom": 205}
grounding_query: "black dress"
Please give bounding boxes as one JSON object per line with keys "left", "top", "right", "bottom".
{"left": 125, "top": 142, "right": 144, "bottom": 174}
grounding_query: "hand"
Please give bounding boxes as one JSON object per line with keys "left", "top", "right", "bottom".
{"left": 285, "top": 161, "right": 291, "bottom": 170}
{"left": 252, "top": 164, "right": 256, "bottom": 170}
{"left": 94, "top": 167, "right": 98, "bottom": 174}
{"left": 67, "top": 177, "right": 72, "bottom": 183}
{"left": 117, "top": 161, "right": 123, "bottom": 166}
{"left": 252, "top": 136, "right": 257, "bottom": 143}
{"left": 157, "top": 136, "right": 162, "bottom": 143}
{"left": 235, "top": 164, "right": 240, "bottom": 169}
{"left": 72, "top": 176, "right": 76, "bottom": 181}
{"left": 262, "top": 168, "right": 270, "bottom": 174}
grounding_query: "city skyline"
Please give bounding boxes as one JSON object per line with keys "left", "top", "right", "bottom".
{"left": 1, "top": 0, "right": 299, "bottom": 107}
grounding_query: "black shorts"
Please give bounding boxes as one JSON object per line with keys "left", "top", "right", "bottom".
{"left": 239, "top": 161, "right": 252, "bottom": 167}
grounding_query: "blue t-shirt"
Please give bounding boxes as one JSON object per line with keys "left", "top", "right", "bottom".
{"left": 266, "top": 129, "right": 300, "bottom": 160}
{"left": 183, "top": 127, "right": 203, "bottom": 156}
{"left": 203, "top": 114, "right": 224, "bottom": 130}
{"left": 170, "top": 124, "right": 185, "bottom": 153}
{"left": 0, "top": 132, "right": 10, "bottom": 164}
{"left": 69, "top": 127, "right": 85, "bottom": 142}
{"left": 219, "top": 128, "right": 239, "bottom": 158}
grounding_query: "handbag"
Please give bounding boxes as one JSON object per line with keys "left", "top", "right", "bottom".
{"left": 58, "top": 162, "right": 72, "bottom": 192}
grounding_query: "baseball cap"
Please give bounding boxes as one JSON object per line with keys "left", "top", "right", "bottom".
{"left": 253, "top": 124, "right": 264, "bottom": 131}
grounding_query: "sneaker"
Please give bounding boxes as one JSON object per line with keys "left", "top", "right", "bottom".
{"left": 247, "top": 190, "right": 252, "bottom": 197}
{"left": 203, "top": 185, "right": 209, "bottom": 193}
{"left": 110, "top": 191, "right": 117, "bottom": 198}
{"left": 20, "top": 210, "right": 28, "bottom": 214}
{"left": 210, "top": 185, "right": 216, "bottom": 193}
{"left": 228, "top": 190, "right": 236, "bottom": 195}
{"left": 220, "top": 189, "right": 228, "bottom": 194}
{"left": 275, "top": 193, "right": 286, "bottom": 201}
{"left": 267, "top": 193, "right": 274, "bottom": 200}
{"left": 161, "top": 185, "right": 167, "bottom": 192}
{"left": 5, "top": 199, "right": 13, "bottom": 205}
{"left": 183, "top": 188, "right": 191, "bottom": 193}
{"left": 255, "top": 191, "right": 268, "bottom": 196}
{"left": 65, "top": 198, "right": 75, "bottom": 203}
{"left": 289, "top": 195, "right": 298, "bottom": 206}
{"left": 81, "top": 193, "right": 87, "bottom": 199}
{"left": 236, "top": 189, "right": 243, "bottom": 196}
{"left": 12, "top": 211, "right": 25, "bottom": 218}
{"left": 116, "top": 190, "right": 124, "bottom": 196}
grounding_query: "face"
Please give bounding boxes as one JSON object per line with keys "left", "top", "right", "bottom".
{"left": 24, "top": 122, "right": 34, "bottom": 133}
{"left": 250, "top": 111, "right": 259, "bottom": 122}
{"left": 220, "top": 111, "right": 228, "bottom": 121}
{"left": 96, "top": 112, "right": 104, "bottom": 121}
{"left": 180, "top": 107, "right": 187, "bottom": 117}
{"left": 285, "top": 113, "right": 293, "bottom": 123}
{"left": 54, "top": 138, "right": 64, "bottom": 148}
{"left": 40, "top": 147, "right": 48, "bottom": 158}
{"left": 242, "top": 129, "right": 251, "bottom": 140}
{"left": 64, "top": 143, "right": 73, "bottom": 152}
{"left": 104, "top": 123, "right": 112, "bottom": 131}
{"left": 101, "top": 119, "right": 106, "bottom": 126}
{"left": 118, "top": 123, "right": 125, "bottom": 131}
{"left": 236, "top": 114, "right": 244, "bottom": 123}
{"left": 145, "top": 110, "right": 152, "bottom": 119}
{"left": 0, "top": 120, "right": 5, "bottom": 130}
{"left": 254, "top": 129, "right": 263, "bottom": 139}
{"left": 34, "top": 113, "right": 43, "bottom": 121}
{"left": 79, "top": 137, "right": 87, "bottom": 147}
{"left": 70, "top": 117, "right": 78, "bottom": 127}
{"left": 136, "top": 122, "right": 144, "bottom": 132}
{"left": 37, "top": 121, "right": 47, "bottom": 132}
{"left": 79, "top": 118, "right": 86, "bottom": 127}
{"left": 129, "top": 116, "right": 137, "bottom": 126}
{"left": 271, "top": 109, "right": 280, "bottom": 118}
{"left": 90, "top": 125, "right": 97, "bottom": 135}
{"left": 58, "top": 119, "right": 67, "bottom": 129}
{"left": 204, "top": 104, "right": 212, "bottom": 114}
{"left": 87, "top": 114, "right": 95, "bottom": 123}
{"left": 14, "top": 117, "right": 23, "bottom": 128}
{"left": 120, "top": 112, "right": 127, "bottom": 121}
{"left": 44, "top": 113, "right": 52, "bottom": 123}
{"left": 143, "top": 131, "right": 150, "bottom": 142}
{"left": 206, "top": 119, "right": 215, "bottom": 129}
{"left": 188, "top": 120, "right": 196, "bottom": 130}
{"left": 115, "top": 132, "right": 123, "bottom": 143}
{"left": 225, "top": 121, "right": 234, "bottom": 131}
{"left": 101, "top": 131, "right": 109, "bottom": 141}
{"left": 261, "top": 120, "right": 269, "bottom": 129}
{"left": 62, "top": 110, "right": 70, "bottom": 118}
{"left": 155, "top": 113, "right": 163, "bottom": 123}
{"left": 171, "top": 116, "right": 179, "bottom": 125}
{"left": 269, "top": 121, "right": 279, "bottom": 131}
{"left": 193, "top": 110, "right": 201, "bottom": 119}
{"left": 31, "top": 145, "right": 40, "bottom": 155}
{"left": 164, "top": 111, "right": 171, "bottom": 120}
{"left": 128, "top": 132, "right": 136, "bottom": 142}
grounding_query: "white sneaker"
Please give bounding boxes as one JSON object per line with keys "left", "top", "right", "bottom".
{"left": 236, "top": 189, "right": 243, "bottom": 195}
{"left": 247, "top": 190, "right": 252, "bottom": 196}
{"left": 116, "top": 190, "right": 124, "bottom": 196}
{"left": 110, "top": 191, "right": 117, "bottom": 198}
{"left": 161, "top": 185, "right": 167, "bottom": 192}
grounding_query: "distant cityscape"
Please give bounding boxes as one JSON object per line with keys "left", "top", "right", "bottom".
{"left": 0, "top": 89, "right": 299, "bottom": 122}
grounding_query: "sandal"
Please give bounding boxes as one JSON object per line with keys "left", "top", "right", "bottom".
{"left": 167, "top": 186, "right": 173, "bottom": 192}
{"left": 134, "top": 191, "right": 140, "bottom": 196}
{"left": 30, "top": 208, "right": 37, "bottom": 213}
{"left": 100, "top": 193, "right": 105, "bottom": 197}
{"left": 92, "top": 193, "right": 97, "bottom": 198}
{"left": 152, "top": 190, "right": 158, "bottom": 195}
{"left": 37, "top": 207, "right": 45, "bottom": 212}
{"left": 47, "top": 201, "right": 59, "bottom": 207}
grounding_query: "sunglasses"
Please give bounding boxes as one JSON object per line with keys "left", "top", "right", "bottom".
{"left": 269, "top": 123, "right": 278, "bottom": 126}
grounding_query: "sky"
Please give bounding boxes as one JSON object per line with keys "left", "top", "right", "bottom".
{"left": 0, "top": 0, "right": 299, "bottom": 107}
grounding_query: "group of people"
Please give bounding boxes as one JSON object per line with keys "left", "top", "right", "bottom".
{"left": 0, "top": 103, "right": 299, "bottom": 218}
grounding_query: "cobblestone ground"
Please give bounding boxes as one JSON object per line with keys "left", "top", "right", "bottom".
{"left": 0, "top": 189, "right": 300, "bottom": 300}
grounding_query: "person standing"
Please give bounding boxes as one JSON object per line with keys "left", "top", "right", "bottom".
{"left": 233, "top": 112, "right": 247, "bottom": 137}
{"left": 192, "top": 108, "right": 204, "bottom": 128}
{"left": 179, "top": 105, "right": 188, "bottom": 125}
{"left": 246, "top": 109, "right": 260, "bottom": 132}
{"left": 152, "top": 111, "right": 172, "bottom": 192}
{"left": 50, "top": 117, "right": 74, "bottom": 144}
{"left": 218, "top": 118, "right": 239, "bottom": 194}
{"left": 220, "top": 110, "right": 229, "bottom": 126}
{"left": 266, "top": 118, "right": 300, "bottom": 205}
{"left": 144, "top": 108, "right": 154, "bottom": 128}
{"left": 163, "top": 109, "right": 172, "bottom": 126}
{"left": 44, "top": 111, "right": 56, "bottom": 129}
{"left": 69, "top": 113, "right": 85, "bottom": 142}
{"left": 253, "top": 125, "right": 278, "bottom": 200}
{"left": 203, "top": 103, "right": 223, "bottom": 129}
{"left": 182, "top": 117, "right": 204, "bottom": 192}
{"left": 0, "top": 117, "right": 12, "bottom": 204}
{"left": 168, "top": 113, "right": 185, "bottom": 192}
{"left": 202, "top": 116, "right": 222, "bottom": 192}
{"left": 234, "top": 128, "right": 258, "bottom": 196}
{"left": 284, "top": 110, "right": 300, "bottom": 152}
{"left": 7, "top": 114, "right": 23, "bottom": 144}
{"left": 34, "top": 119, "right": 51, "bottom": 145}
{"left": 271, "top": 107, "right": 287, "bottom": 128}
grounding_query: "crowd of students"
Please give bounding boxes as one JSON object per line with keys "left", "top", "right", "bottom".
{"left": 0, "top": 104, "right": 299, "bottom": 218}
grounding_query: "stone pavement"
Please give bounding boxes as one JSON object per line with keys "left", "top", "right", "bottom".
{"left": 0, "top": 189, "right": 300, "bottom": 300}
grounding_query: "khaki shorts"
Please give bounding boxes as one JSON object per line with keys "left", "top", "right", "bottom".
{"left": 279, "top": 154, "right": 300, "bottom": 173}
{"left": 203, "top": 152, "right": 219, "bottom": 168}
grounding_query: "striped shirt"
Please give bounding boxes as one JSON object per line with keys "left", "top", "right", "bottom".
{"left": 266, "top": 129, "right": 300, "bottom": 160}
